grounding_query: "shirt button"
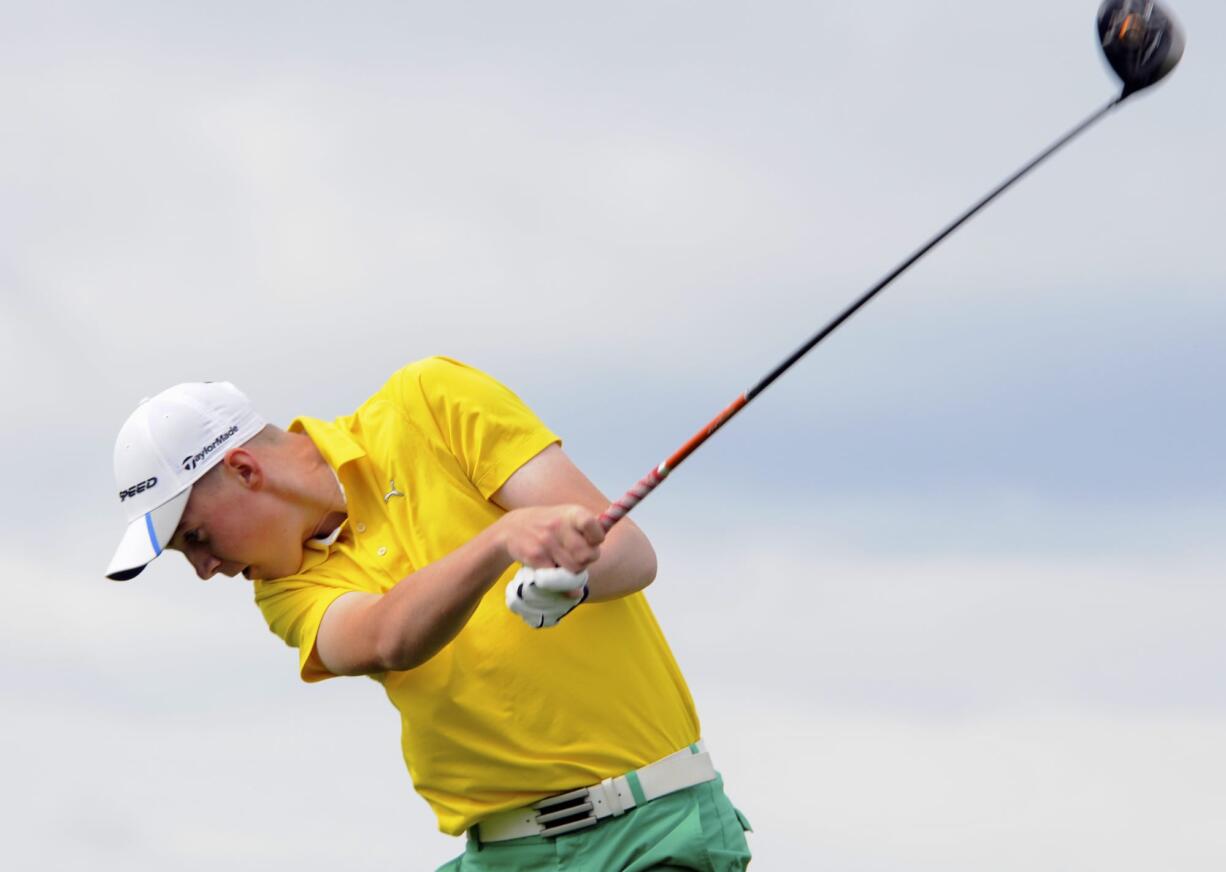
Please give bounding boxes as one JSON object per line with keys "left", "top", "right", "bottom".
{"left": 355, "top": 522, "right": 367, "bottom": 533}
{"left": 376, "top": 546, "right": 388, "bottom": 557}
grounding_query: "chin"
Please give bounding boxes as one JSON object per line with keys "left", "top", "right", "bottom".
{"left": 258, "top": 552, "right": 306, "bottom": 581}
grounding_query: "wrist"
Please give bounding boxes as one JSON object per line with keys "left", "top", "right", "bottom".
{"left": 487, "top": 512, "right": 514, "bottom": 566}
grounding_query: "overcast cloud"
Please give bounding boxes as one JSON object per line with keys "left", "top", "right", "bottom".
{"left": 2, "top": 1, "right": 1224, "bottom": 869}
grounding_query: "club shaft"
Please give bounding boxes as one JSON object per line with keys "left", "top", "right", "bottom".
{"left": 599, "top": 96, "right": 1123, "bottom": 532}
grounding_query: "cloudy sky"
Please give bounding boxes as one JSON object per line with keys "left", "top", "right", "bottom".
{"left": 3, "top": 1, "right": 1223, "bottom": 868}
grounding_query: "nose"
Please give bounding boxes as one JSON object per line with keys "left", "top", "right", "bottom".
{"left": 188, "top": 547, "right": 222, "bottom": 580}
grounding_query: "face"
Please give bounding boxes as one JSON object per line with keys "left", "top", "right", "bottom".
{"left": 168, "top": 451, "right": 307, "bottom": 581}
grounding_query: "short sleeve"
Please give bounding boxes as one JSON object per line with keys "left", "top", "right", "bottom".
{"left": 254, "top": 573, "right": 353, "bottom": 683}
{"left": 395, "top": 357, "right": 561, "bottom": 498}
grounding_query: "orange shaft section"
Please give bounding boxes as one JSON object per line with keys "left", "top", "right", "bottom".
{"left": 663, "top": 393, "right": 748, "bottom": 474}
{"left": 598, "top": 393, "right": 749, "bottom": 531}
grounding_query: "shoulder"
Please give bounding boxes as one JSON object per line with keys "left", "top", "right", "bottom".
{"left": 376, "top": 357, "right": 529, "bottom": 415}
{"left": 381, "top": 356, "right": 485, "bottom": 381}
{"left": 388, "top": 356, "right": 507, "bottom": 394}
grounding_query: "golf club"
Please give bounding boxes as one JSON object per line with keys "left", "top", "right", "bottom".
{"left": 597, "top": 0, "right": 1186, "bottom": 532}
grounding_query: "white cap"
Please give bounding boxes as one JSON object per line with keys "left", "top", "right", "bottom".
{"left": 105, "top": 382, "right": 267, "bottom": 581}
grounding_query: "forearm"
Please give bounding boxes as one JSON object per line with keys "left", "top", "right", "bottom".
{"left": 583, "top": 518, "right": 657, "bottom": 602}
{"left": 328, "top": 506, "right": 652, "bottom": 673}
{"left": 371, "top": 522, "right": 511, "bottom": 670}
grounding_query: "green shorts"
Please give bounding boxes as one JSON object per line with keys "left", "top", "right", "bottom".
{"left": 438, "top": 774, "right": 752, "bottom": 871}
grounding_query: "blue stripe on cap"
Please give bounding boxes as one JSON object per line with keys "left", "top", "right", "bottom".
{"left": 144, "top": 512, "right": 162, "bottom": 556}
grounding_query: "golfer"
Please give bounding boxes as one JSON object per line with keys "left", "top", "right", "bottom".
{"left": 105, "top": 356, "right": 751, "bottom": 870}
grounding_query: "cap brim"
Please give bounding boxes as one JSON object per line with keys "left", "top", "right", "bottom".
{"left": 105, "top": 488, "right": 192, "bottom": 581}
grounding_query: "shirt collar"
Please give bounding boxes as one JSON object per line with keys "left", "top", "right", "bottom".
{"left": 289, "top": 415, "right": 366, "bottom": 472}
{"left": 289, "top": 416, "right": 365, "bottom": 567}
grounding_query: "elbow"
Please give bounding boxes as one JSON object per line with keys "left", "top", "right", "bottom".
{"left": 616, "top": 519, "right": 657, "bottom": 593}
{"left": 620, "top": 532, "right": 657, "bottom": 594}
{"left": 638, "top": 541, "right": 658, "bottom": 590}
{"left": 376, "top": 640, "right": 426, "bottom": 673}
{"left": 373, "top": 634, "right": 408, "bottom": 672}
{"left": 373, "top": 619, "right": 427, "bottom": 672}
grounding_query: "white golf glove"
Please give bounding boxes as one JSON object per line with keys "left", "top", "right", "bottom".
{"left": 506, "top": 566, "right": 590, "bottom": 629}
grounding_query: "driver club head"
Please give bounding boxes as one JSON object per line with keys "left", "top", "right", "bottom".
{"left": 1098, "top": 1, "right": 1186, "bottom": 97}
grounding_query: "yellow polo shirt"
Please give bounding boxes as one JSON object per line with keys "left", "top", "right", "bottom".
{"left": 253, "top": 357, "right": 700, "bottom": 835}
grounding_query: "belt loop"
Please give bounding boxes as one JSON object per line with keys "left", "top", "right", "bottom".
{"left": 624, "top": 769, "right": 648, "bottom": 807}
{"left": 599, "top": 777, "right": 626, "bottom": 817}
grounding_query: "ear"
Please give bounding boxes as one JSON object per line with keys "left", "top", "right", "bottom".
{"left": 222, "top": 447, "right": 264, "bottom": 491}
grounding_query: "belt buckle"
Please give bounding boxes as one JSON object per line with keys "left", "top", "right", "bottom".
{"left": 532, "top": 787, "right": 600, "bottom": 837}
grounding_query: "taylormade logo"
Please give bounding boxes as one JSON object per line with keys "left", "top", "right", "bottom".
{"left": 182, "top": 425, "right": 240, "bottom": 471}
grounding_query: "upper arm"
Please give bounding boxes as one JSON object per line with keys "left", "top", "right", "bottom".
{"left": 490, "top": 444, "right": 615, "bottom": 515}
{"left": 315, "top": 590, "right": 387, "bottom": 677}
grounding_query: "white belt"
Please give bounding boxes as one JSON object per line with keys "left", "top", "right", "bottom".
{"left": 472, "top": 741, "right": 717, "bottom": 843}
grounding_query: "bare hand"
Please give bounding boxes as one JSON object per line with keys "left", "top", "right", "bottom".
{"left": 496, "top": 505, "right": 605, "bottom": 574}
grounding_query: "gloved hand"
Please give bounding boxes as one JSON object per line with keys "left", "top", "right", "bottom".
{"left": 506, "top": 566, "right": 590, "bottom": 629}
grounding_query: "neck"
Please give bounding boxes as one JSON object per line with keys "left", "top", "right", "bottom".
{"left": 286, "top": 431, "right": 348, "bottom": 540}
